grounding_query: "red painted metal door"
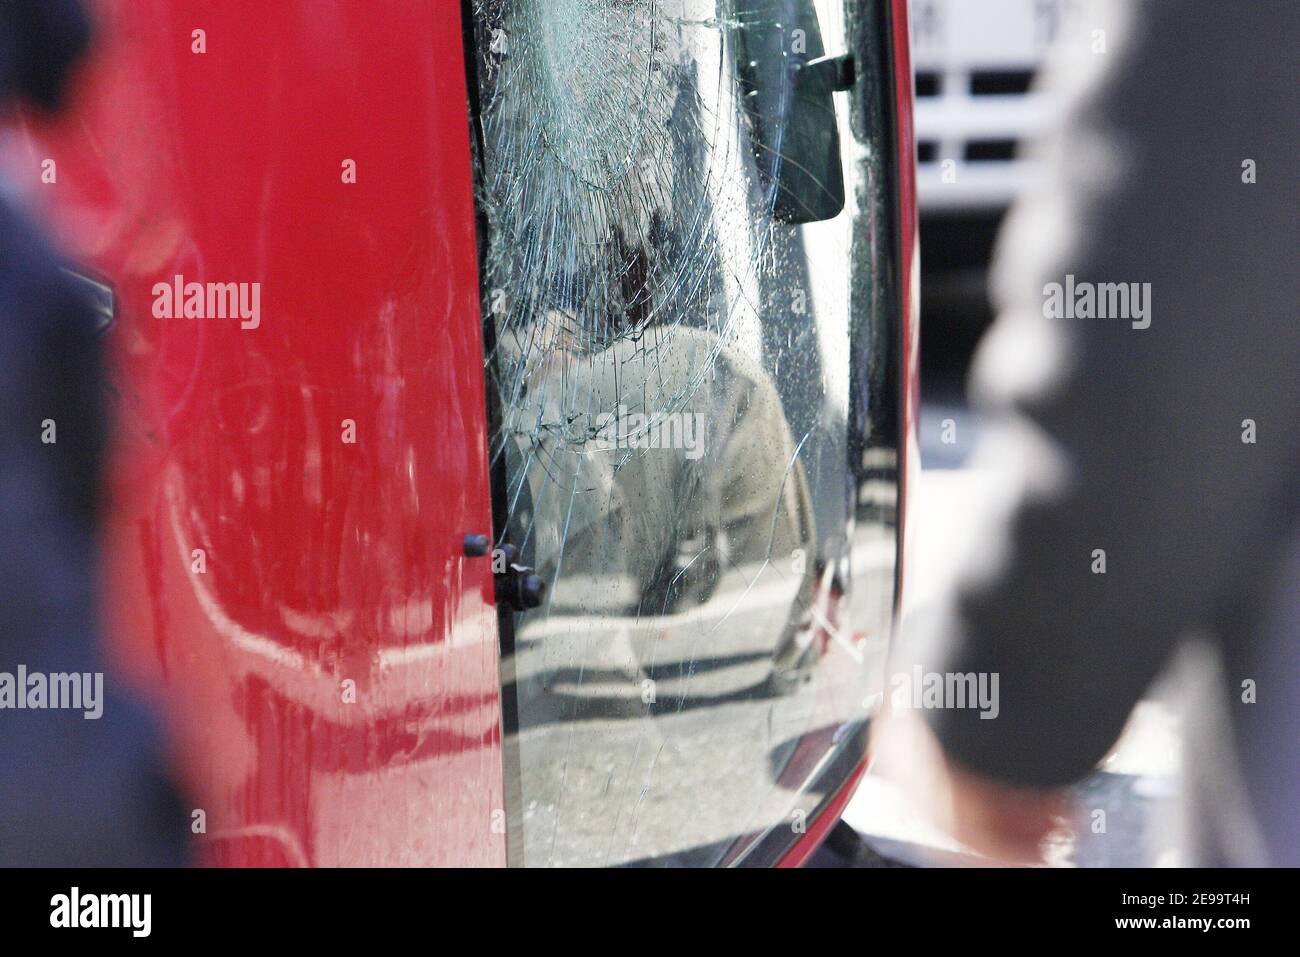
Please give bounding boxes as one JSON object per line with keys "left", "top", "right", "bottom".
{"left": 9, "top": 0, "right": 505, "bottom": 866}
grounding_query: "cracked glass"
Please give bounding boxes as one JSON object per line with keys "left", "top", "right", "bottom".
{"left": 468, "top": 0, "right": 900, "bottom": 866}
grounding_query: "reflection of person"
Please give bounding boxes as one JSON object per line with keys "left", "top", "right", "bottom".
{"left": 875, "top": 0, "right": 1299, "bottom": 865}
{"left": 505, "top": 318, "right": 815, "bottom": 617}
{"left": 0, "top": 0, "right": 188, "bottom": 865}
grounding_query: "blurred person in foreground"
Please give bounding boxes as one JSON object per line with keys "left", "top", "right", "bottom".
{"left": 874, "top": 0, "right": 1299, "bottom": 865}
{"left": 0, "top": 0, "right": 187, "bottom": 865}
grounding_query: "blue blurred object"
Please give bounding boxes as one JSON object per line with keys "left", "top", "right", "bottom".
{"left": 0, "top": 0, "right": 189, "bottom": 867}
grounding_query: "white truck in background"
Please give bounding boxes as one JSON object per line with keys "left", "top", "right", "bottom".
{"left": 909, "top": 0, "right": 1080, "bottom": 331}
{"left": 911, "top": 0, "right": 1079, "bottom": 211}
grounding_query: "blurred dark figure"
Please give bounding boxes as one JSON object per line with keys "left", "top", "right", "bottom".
{"left": 0, "top": 0, "right": 188, "bottom": 866}
{"left": 877, "top": 0, "right": 1299, "bottom": 865}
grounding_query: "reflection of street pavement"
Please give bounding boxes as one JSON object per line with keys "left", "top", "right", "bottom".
{"left": 842, "top": 437, "right": 1184, "bottom": 866}
{"left": 506, "top": 517, "right": 898, "bottom": 868}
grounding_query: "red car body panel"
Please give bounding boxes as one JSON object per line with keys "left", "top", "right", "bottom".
{"left": 14, "top": 0, "right": 506, "bottom": 866}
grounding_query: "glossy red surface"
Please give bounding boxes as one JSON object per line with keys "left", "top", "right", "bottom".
{"left": 12, "top": 0, "right": 505, "bottom": 866}
{"left": 776, "top": 761, "right": 868, "bottom": 868}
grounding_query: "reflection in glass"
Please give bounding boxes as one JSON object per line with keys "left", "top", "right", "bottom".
{"left": 469, "top": 0, "right": 899, "bottom": 866}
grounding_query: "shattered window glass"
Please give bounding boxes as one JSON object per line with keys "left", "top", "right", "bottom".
{"left": 469, "top": 0, "right": 899, "bottom": 866}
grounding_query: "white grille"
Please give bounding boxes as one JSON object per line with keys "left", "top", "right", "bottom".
{"left": 910, "top": 0, "right": 1076, "bottom": 212}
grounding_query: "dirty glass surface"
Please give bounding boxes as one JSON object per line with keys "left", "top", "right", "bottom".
{"left": 468, "top": 0, "right": 899, "bottom": 866}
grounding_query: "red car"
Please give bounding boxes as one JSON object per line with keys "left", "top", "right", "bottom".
{"left": 12, "top": 0, "right": 916, "bottom": 867}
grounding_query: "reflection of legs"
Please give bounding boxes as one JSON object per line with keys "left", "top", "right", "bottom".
{"left": 640, "top": 470, "right": 721, "bottom": 615}
{"left": 511, "top": 324, "right": 816, "bottom": 607}
{"left": 504, "top": 320, "right": 823, "bottom": 712}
